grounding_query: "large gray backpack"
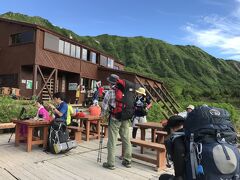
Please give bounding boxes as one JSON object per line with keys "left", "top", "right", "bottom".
{"left": 184, "top": 105, "right": 240, "bottom": 180}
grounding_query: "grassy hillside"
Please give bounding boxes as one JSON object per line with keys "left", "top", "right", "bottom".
{"left": 1, "top": 12, "right": 240, "bottom": 124}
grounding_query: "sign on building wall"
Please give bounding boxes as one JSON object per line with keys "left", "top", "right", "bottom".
{"left": 26, "top": 80, "right": 33, "bottom": 89}
{"left": 68, "top": 83, "right": 78, "bottom": 91}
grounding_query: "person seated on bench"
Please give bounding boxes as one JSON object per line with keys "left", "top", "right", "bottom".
{"left": 34, "top": 99, "right": 51, "bottom": 121}
{"left": 88, "top": 100, "right": 101, "bottom": 131}
{"left": 66, "top": 100, "right": 75, "bottom": 126}
{"left": 33, "top": 99, "right": 51, "bottom": 140}
{"left": 48, "top": 92, "right": 68, "bottom": 123}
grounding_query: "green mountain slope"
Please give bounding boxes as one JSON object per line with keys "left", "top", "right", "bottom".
{"left": 1, "top": 12, "right": 240, "bottom": 104}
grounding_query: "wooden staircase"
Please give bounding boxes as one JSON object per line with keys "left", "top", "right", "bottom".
{"left": 136, "top": 76, "right": 180, "bottom": 119}
{"left": 42, "top": 78, "right": 54, "bottom": 101}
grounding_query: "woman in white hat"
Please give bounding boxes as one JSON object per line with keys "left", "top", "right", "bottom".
{"left": 132, "top": 87, "right": 151, "bottom": 139}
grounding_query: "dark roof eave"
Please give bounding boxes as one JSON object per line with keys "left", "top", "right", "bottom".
{"left": 98, "top": 66, "right": 163, "bottom": 84}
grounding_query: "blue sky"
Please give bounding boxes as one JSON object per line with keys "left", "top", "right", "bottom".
{"left": 1, "top": 0, "right": 240, "bottom": 60}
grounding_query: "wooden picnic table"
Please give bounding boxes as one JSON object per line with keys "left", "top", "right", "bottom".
{"left": 135, "top": 122, "right": 163, "bottom": 153}
{"left": 12, "top": 119, "right": 51, "bottom": 152}
{"left": 78, "top": 115, "right": 102, "bottom": 142}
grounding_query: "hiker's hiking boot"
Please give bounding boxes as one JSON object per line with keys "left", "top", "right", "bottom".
{"left": 122, "top": 160, "right": 131, "bottom": 168}
{"left": 102, "top": 162, "right": 115, "bottom": 170}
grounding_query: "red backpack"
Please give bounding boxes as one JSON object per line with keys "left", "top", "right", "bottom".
{"left": 111, "top": 79, "right": 136, "bottom": 121}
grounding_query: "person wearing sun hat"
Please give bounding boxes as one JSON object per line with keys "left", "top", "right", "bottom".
{"left": 177, "top": 104, "right": 195, "bottom": 118}
{"left": 132, "top": 87, "right": 151, "bottom": 139}
{"left": 186, "top": 104, "right": 194, "bottom": 112}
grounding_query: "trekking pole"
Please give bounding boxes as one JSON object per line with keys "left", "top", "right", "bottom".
{"left": 97, "top": 123, "right": 104, "bottom": 163}
{"left": 8, "top": 129, "right": 15, "bottom": 143}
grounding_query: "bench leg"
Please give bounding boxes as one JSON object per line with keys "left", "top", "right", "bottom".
{"left": 156, "top": 149, "right": 166, "bottom": 171}
{"left": 75, "top": 131, "right": 82, "bottom": 143}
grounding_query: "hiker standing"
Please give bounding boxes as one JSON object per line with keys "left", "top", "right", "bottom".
{"left": 132, "top": 87, "right": 151, "bottom": 139}
{"left": 101, "top": 74, "right": 132, "bottom": 170}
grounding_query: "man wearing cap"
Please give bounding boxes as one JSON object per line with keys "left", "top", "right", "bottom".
{"left": 132, "top": 87, "right": 151, "bottom": 139}
{"left": 101, "top": 74, "right": 132, "bottom": 170}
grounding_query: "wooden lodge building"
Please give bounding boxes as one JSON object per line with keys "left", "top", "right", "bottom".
{"left": 0, "top": 18, "right": 180, "bottom": 118}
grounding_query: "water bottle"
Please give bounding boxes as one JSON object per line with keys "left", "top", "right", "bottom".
{"left": 76, "top": 107, "right": 79, "bottom": 113}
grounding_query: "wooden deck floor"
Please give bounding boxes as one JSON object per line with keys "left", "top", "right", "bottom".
{"left": 0, "top": 131, "right": 173, "bottom": 180}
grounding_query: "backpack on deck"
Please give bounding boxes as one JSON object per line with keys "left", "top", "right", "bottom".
{"left": 111, "top": 79, "right": 136, "bottom": 121}
{"left": 48, "top": 120, "right": 77, "bottom": 154}
{"left": 184, "top": 105, "right": 240, "bottom": 180}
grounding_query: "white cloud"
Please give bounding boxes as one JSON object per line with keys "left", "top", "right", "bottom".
{"left": 184, "top": 0, "right": 240, "bottom": 60}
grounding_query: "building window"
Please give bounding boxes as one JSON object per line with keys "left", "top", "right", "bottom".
{"left": 76, "top": 46, "right": 81, "bottom": 59}
{"left": 64, "top": 42, "right": 70, "bottom": 55}
{"left": 107, "top": 58, "right": 114, "bottom": 68}
{"left": 100, "top": 55, "right": 107, "bottom": 66}
{"left": 44, "top": 32, "right": 59, "bottom": 52}
{"left": 70, "top": 44, "right": 76, "bottom": 57}
{"left": 59, "top": 40, "right": 64, "bottom": 53}
{"left": 90, "top": 52, "right": 96, "bottom": 64}
{"left": 82, "top": 48, "right": 87, "bottom": 60}
{"left": 11, "top": 31, "right": 34, "bottom": 45}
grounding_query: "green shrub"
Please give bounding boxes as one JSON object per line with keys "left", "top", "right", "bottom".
{"left": 147, "top": 103, "right": 166, "bottom": 122}
{"left": 0, "top": 97, "right": 37, "bottom": 123}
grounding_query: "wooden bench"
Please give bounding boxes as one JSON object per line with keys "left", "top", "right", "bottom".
{"left": 67, "top": 126, "right": 82, "bottom": 143}
{"left": 0, "top": 122, "right": 15, "bottom": 130}
{"left": 119, "top": 138, "right": 166, "bottom": 171}
{"left": 100, "top": 123, "right": 108, "bottom": 138}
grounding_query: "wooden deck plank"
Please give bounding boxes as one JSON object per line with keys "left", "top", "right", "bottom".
{"left": 0, "top": 167, "right": 17, "bottom": 180}
{"left": 0, "top": 130, "right": 172, "bottom": 180}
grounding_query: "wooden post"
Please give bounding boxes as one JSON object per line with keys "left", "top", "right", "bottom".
{"left": 32, "top": 64, "right": 38, "bottom": 96}
{"left": 54, "top": 69, "right": 58, "bottom": 93}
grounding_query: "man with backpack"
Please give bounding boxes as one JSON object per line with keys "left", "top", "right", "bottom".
{"left": 101, "top": 74, "right": 133, "bottom": 170}
{"left": 160, "top": 105, "right": 240, "bottom": 180}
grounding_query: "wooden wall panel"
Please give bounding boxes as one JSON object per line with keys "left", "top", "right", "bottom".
{"left": 98, "top": 68, "right": 135, "bottom": 86}
{"left": 19, "top": 66, "right": 34, "bottom": 97}
{"left": 0, "top": 21, "right": 36, "bottom": 75}
{"left": 114, "top": 62, "right": 124, "bottom": 70}
{"left": 80, "top": 61, "right": 98, "bottom": 80}
{"left": 35, "top": 30, "right": 81, "bottom": 73}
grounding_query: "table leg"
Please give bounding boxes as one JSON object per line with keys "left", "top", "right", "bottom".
{"left": 15, "top": 124, "right": 20, "bottom": 146}
{"left": 80, "top": 120, "right": 83, "bottom": 127}
{"left": 86, "top": 121, "right": 90, "bottom": 142}
{"left": 97, "top": 120, "right": 100, "bottom": 139}
{"left": 43, "top": 126, "right": 48, "bottom": 149}
{"left": 140, "top": 128, "right": 145, "bottom": 154}
{"left": 27, "top": 127, "right": 33, "bottom": 152}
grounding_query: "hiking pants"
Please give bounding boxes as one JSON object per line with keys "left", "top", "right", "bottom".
{"left": 107, "top": 117, "right": 132, "bottom": 166}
